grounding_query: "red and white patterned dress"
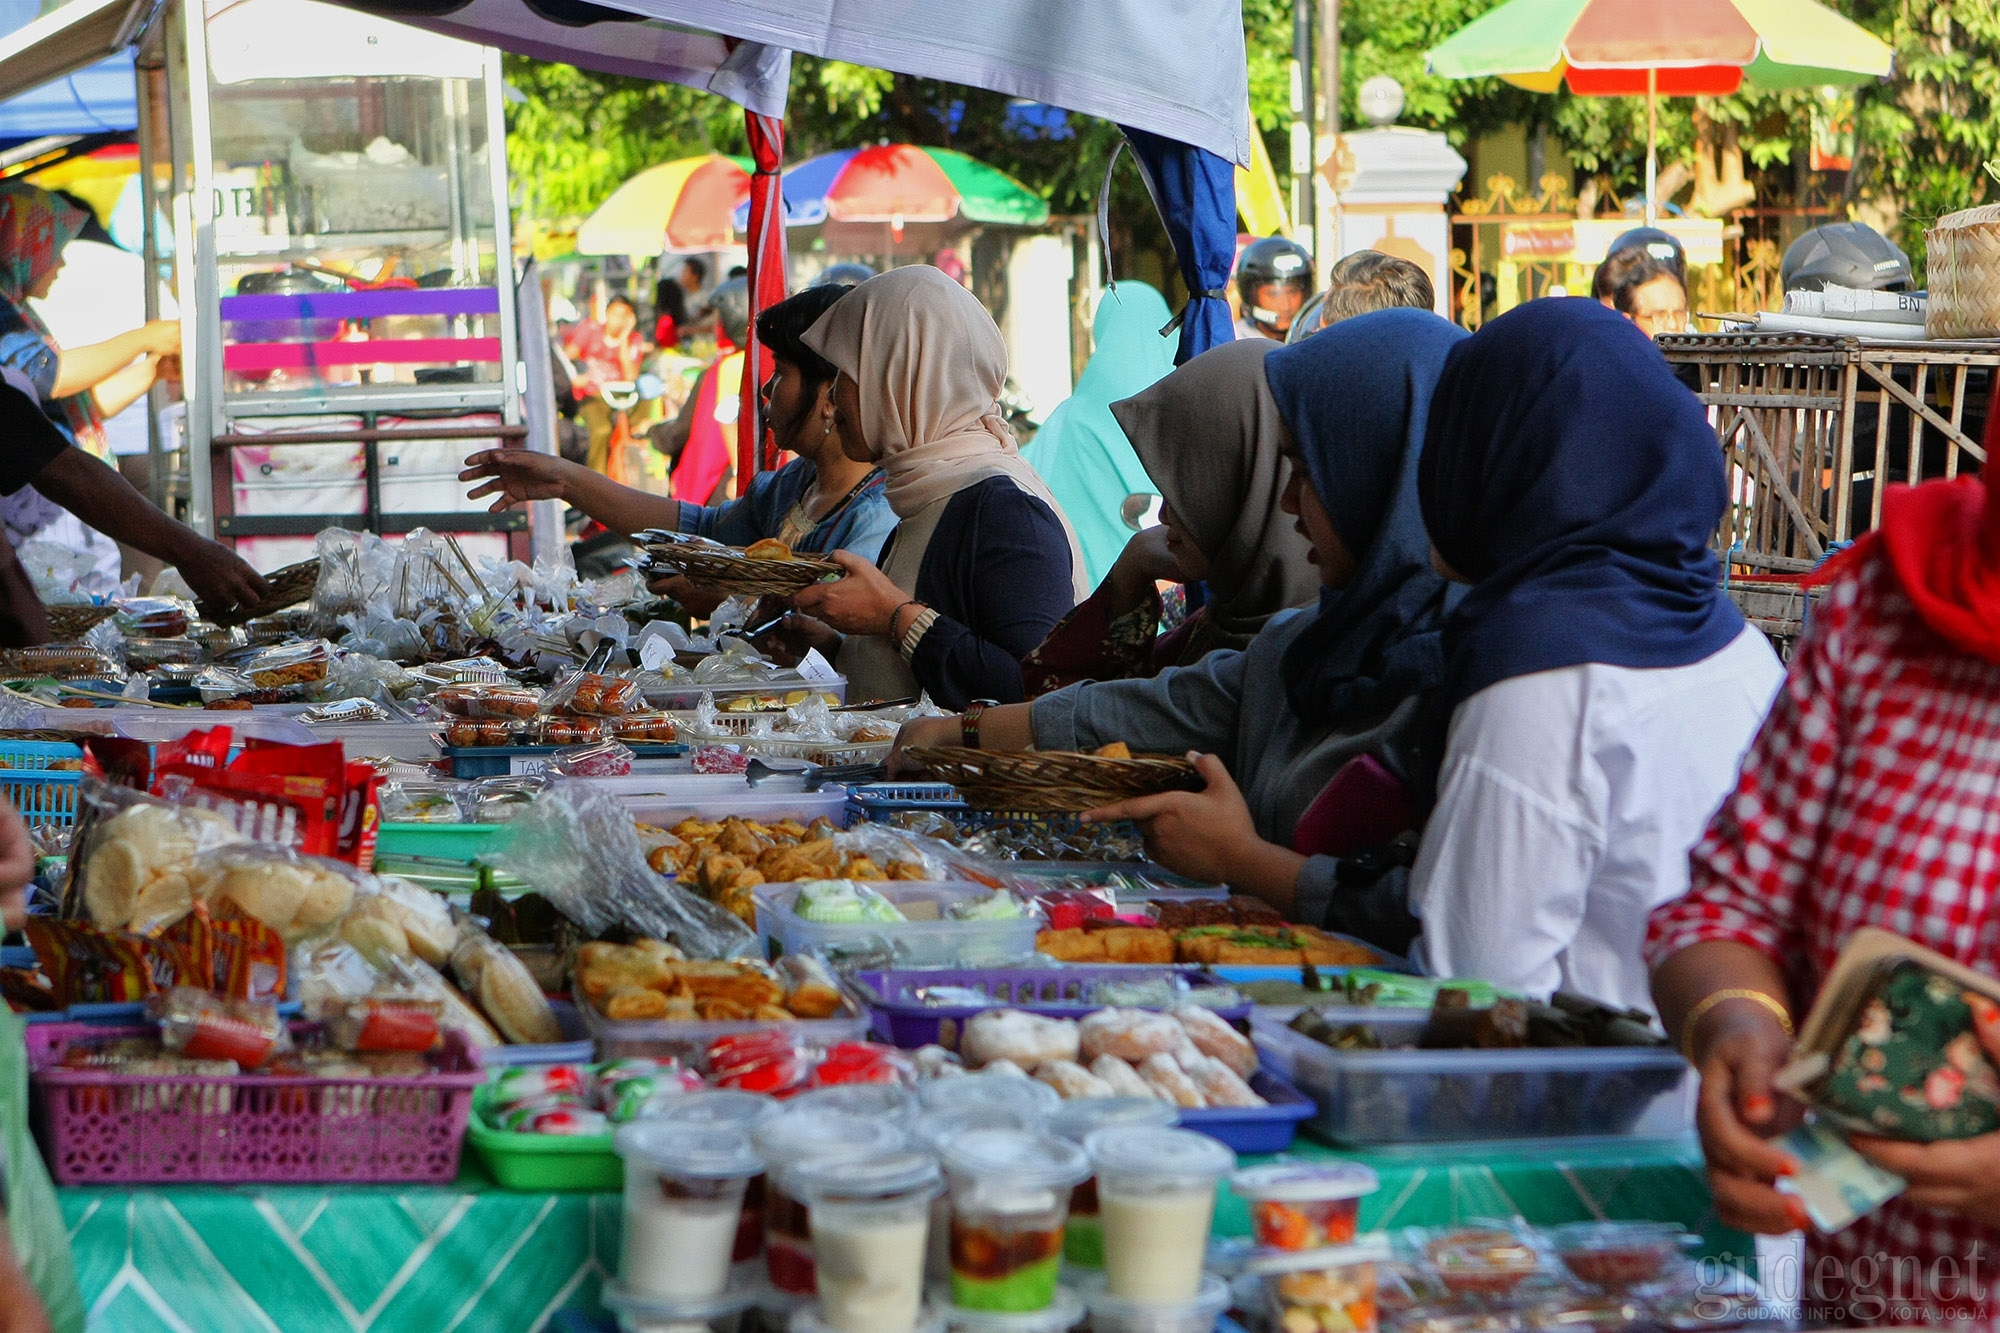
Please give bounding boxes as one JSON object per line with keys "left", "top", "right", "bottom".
{"left": 1647, "top": 551, "right": 2000, "bottom": 1327}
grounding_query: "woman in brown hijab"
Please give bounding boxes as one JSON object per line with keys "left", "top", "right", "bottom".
{"left": 1021, "top": 339, "right": 1319, "bottom": 695}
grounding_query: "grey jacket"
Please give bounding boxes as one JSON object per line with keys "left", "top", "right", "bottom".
{"left": 1030, "top": 610, "right": 1423, "bottom": 936}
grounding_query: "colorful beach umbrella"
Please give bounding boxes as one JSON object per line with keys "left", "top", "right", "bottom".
{"left": 731, "top": 144, "right": 1049, "bottom": 233}
{"left": 1427, "top": 0, "right": 1893, "bottom": 223}
{"left": 577, "top": 154, "right": 751, "bottom": 256}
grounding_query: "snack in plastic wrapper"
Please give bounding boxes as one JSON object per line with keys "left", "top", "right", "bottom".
{"left": 337, "top": 876, "right": 458, "bottom": 967}
{"left": 467, "top": 775, "right": 551, "bottom": 824}
{"left": 192, "top": 843, "right": 372, "bottom": 943}
{"left": 450, "top": 928, "right": 562, "bottom": 1045}
{"left": 551, "top": 738, "right": 633, "bottom": 778}
{"left": 545, "top": 670, "right": 640, "bottom": 718}
{"left": 242, "top": 639, "right": 331, "bottom": 688}
{"left": 325, "top": 997, "right": 444, "bottom": 1052}
{"left": 443, "top": 719, "right": 521, "bottom": 748}
{"left": 378, "top": 780, "right": 467, "bottom": 825}
{"left": 114, "top": 597, "right": 192, "bottom": 638}
{"left": 523, "top": 716, "right": 609, "bottom": 747}
{"left": 152, "top": 985, "right": 287, "bottom": 1067}
{"left": 72, "top": 780, "right": 251, "bottom": 933}
{"left": 610, "top": 712, "right": 679, "bottom": 744}
{"left": 435, "top": 684, "right": 541, "bottom": 719}
{"left": 493, "top": 782, "right": 756, "bottom": 959}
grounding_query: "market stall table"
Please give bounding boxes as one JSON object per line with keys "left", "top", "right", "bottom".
{"left": 55, "top": 1135, "right": 1749, "bottom": 1331}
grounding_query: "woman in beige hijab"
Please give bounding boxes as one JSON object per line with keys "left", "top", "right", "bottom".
{"left": 787, "top": 265, "right": 1086, "bottom": 708}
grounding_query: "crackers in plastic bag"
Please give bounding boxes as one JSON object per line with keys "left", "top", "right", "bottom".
{"left": 72, "top": 779, "right": 250, "bottom": 933}
{"left": 192, "top": 843, "right": 372, "bottom": 943}
{"left": 449, "top": 928, "right": 561, "bottom": 1046}
{"left": 338, "top": 876, "right": 458, "bottom": 968}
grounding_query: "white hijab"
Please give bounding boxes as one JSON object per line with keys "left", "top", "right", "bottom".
{"left": 803, "top": 266, "right": 1087, "bottom": 596}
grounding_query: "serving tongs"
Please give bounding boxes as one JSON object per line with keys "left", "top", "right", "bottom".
{"left": 744, "top": 757, "right": 886, "bottom": 791}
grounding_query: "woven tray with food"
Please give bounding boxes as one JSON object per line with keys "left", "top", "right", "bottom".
{"left": 903, "top": 743, "right": 1205, "bottom": 813}
{"left": 642, "top": 536, "right": 840, "bottom": 597}
{"left": 197, "top": 558, "right": 322, "bottom": 628}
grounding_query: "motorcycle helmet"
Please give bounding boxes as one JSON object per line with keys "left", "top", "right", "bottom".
{"left": 1235, "top": 237, "right": 1314, "bottom": 337}
{"left": 1781, "top": 222, "right": 1913, "bottom": 293}
{"left": 1606, "top": 227, "right": 1686, "bottom": 283}
{"left": 816, "top": 262, "right": 877, "bottom": 287}
{"left": 709, "top": 277, "right": 752, "bottom": 347}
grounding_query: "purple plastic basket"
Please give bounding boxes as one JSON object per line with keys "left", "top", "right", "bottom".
{"left": 28, "top": 1022, "right": 484, "bottom": 1185}
{"left": 850, "top": 966, "right": 1252, "bottom": 1051}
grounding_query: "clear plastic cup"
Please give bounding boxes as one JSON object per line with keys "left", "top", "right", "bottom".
{"left": 614, "top": 1122, "right": 764, "bottom": 1303}
{"left": 1081, "top": 1127, "right": 1235, "bottom": 1306}
{"left": 940, "top": 1130, "right": 1091, "bottom": 1314}
{"left": 1081, "top": 1273, "right": 1231, "bottom": 1333}
{"left": 913, "top": 1106, "right": 1043, "bottom": 1289}
{"left": 917, "top": 1072, "right": 1062, "bottom": 1122}
{"left": 1045, "top": 1099, "right": 1178, "bottom": 1270}
{"left": 794, "top": 1149, "right": 945, "bottom": 1333}
{"left": 602, "top": 1280, "right": 754, "bottom": 1333}
{"left": 932, "top": 1283, "right": 1085, "bottom": 1332}
{"left": 1230, "top": 1162, "right": 1380, "bottom": 1251}
{"left": 653, "top": 1092, "right": 785, "bottom": 1265}
{"left": 788, "top": 1082, "right": 922, "bottom": 1127}
{"left": 1245, "top": 1237, "right": 1392, "bottom": 1333}
{"left": 788, "top": 1306, "right": 946, "bottom": 1333}
{"left": 754, "top": 1109, "right": 909, "bottom": 1297}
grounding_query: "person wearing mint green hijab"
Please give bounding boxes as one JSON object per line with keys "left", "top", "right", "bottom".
{"left": 1024, "top": 282, "right": 1177, "bottom": 586}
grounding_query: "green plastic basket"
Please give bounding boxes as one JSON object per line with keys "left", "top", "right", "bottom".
{"left": 466, "top": 1085, "right": 622, "bottom": 1192}
{"left": 375, "top": 822, "right": 516, "bottom": 861}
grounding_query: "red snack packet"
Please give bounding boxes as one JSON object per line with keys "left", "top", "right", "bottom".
{"left": 337, "top": 762, "right": 383, "bottom": 870}
{"left": 211, "top": 916, "right": 288, "bottom": 1004}
{"left": 153, "top": 986, "right": 287, "bottom": 1067}
{"left": 708, "top": 1030, "right": 808, "bottom": 1095}
{"left": 25, "top": 919, "right": 154, "bottom": 1006}
{"left": 810, "top": 1042, "right": 911, "bottom": 1088}
{"left": 327, "top": 998, "right": 442, "bottom": 1052}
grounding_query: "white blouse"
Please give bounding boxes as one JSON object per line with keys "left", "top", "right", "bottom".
{"left": 1409, "top": 625, "right": 1784, "bottom": 1016}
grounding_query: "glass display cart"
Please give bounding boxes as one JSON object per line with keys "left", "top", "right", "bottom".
{"left": 137, "top": 0, "right": 525, "bottom": 569}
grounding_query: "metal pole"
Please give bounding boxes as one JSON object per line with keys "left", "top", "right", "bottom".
{"left": 1646, "top": 68, "right": 1659, "bottom": 227}
{"left": 1293, "top": 0, "right": 1315, "bottom": 247}
{"left": 1320, "top": 0, "right": 1340, "bottom": 263}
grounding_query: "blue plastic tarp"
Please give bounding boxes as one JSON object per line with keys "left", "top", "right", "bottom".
{"left": 0, "top": 54, "right": 134, "bottom": 140}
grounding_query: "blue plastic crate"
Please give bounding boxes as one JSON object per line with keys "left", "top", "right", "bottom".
{"left": 0, "top": 741, "right": 82, "bottom": 826}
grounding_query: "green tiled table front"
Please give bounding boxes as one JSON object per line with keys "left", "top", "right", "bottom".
{"left": 57, "top": 1137, "right": 1744, "bottom": 1331}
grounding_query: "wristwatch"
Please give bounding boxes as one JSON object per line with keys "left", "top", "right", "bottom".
{"left": 962, "top": 699, "right": 999, "bottom": 749}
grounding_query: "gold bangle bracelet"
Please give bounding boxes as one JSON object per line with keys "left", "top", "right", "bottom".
{"left": 1679, "top": 988, "right": 1794, "bottom": 1062}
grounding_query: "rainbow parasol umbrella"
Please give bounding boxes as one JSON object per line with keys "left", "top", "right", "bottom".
{"left": 577, "top": 154, "right": 751, "bottom": 256}
{"left": 732, "top": 143, "right": 1049, "bottom": 236}
{"left": 1427, "top": 0, "right": 1893, "bottom": 223}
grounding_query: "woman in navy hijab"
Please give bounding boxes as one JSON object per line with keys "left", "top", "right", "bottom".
{"left": 1407, "top": 298, "right": 1783, "bottom": 1015}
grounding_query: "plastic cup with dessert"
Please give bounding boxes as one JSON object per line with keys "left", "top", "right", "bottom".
{"left": 1078, "top": 1272, "right": 1231, "bottom": 1333}
{"left": 787, "top": 1081, "right": 922, "bottom": 1127}
{"left": 652, "top": 1090, "right": 786, "bottom": 1265}
{"left": 602, "top": 1280, "right": 754, "bottom": 1333}
{"left": 614, "top": 1122, "right": 764, "bottom": 1304}
{"left": 1230, "top": 1161, "right": 1380, "bottom": 1252}
{"left": 753, "top": 1111, "right": 908, "bottom": 1297}
{"left": 1081, "top": 1127, "right": 1235, "bottom": 1306}
{"left": 917, "top": 1072, "right": 1062, "bottom": 1122}
{"left": 939, "top": 1129, "right": 1091, "bottom": 1314}
{"left": 792, "top": 1149, "right": 945, "bottom": 1333}
{"left": 930, "top": 1283, "right": 1085, "bottom": 1332}
{"left": 1043, "top": 1099, "right": 1179, "bottom": 1270}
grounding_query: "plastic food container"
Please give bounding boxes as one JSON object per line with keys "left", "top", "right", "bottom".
{"left": 1230, "top": 1162, "right": 1379, "bottom": 1251}
{"left": 941, "top": 1130, "right": 1090, "bottom": 1314}
{"left": 755, "top": 883, "right": 1040, "bottom": 969}
{"left": 794, "top": 1149, "right": 943, "bottom": 1333}
{"left": 1079, "top": 1273, "right": 1230, "bottom": 1333}
{"left": 648, "top": 677, "right": 848, "bottom": 711}
{"left": 576, "top": 984, "right": 870, "bottom": 1062}
{"left": 1041, "top": 1098, "right": 1178, "bottom": 1270}
{"left": 917, "top": 1072, "right": 1061, "bottom": 1122}
{"left": 1549, "top": 1221, "right": 1690, "bottom": 1290}
{"left": 586, "top": 773, "right": 851, "bottom": 829}
{"left": 649, "top": 1091, "right": 785, "bottom": 1265}
{"left": 787, "top": 1307, "right": 942, "bottom": 1333}
{"left": 1250, "top": 1013, "right": 1693, "bottom": 1145}
{"left": 601, "top": 1281, "right": 753, "bottom": 1333}
{"left": 1246, "top": 1239, "right": 1391, "bottom": 1333}
{"left": 754, "top": 1109, "right": 909, "bottom": 1297}
{"left": 1081, "top": 1127, "right": 1235, "bottom": 1306}
{"left": 787, "top": 1082, "right": 921, "bottom": 1126}
{"left": 931, "top": 1285, "right": 1084, "bottom": 1332}
{"left": 851, "top": 968, "right": 1249, "bottom": 1051}
{"left": 616, "top": 1121, "right": 763, "bottom": 1303}
{"left": 1418, "top": 1223, "right": 1553, "bottom": 1297}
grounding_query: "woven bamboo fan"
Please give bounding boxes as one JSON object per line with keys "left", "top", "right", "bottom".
{"left": 198, "top": 558, "right": 322, "bottom": 627}
{"left": 1927, "top": 204, "right": 2000, "bottom": 339}
{"left": 42, "top": 604, "right": 115, "bottom": 642}
{"left": 904, "top": 745, "right": 1204, "bottom": 813}
{"left": 644, "top": 546, "right": 841, "bottom": 597}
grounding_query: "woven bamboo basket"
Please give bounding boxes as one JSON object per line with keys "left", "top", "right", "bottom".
{"left": 42, "top": 605, "right": 114, "bottom": 642}
{"left": 644, "top": 546, "right": 841, "bottom": 597}
{"left": 1927, "top": 204, "right": 2000, "bottom": 339}
{"left": 198, "top": 559, "right": 322, "bottom": 628}
{"left": 903, "top": 746, "right": 1203, "bottom": 813}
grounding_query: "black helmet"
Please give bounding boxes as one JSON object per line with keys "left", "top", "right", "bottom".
{"left": 1235, "top": 236, "right": 1314, "bottom": 335}
{"left": 1607, "top": 227, "right": 1686, "bottom": 282}
{"left": 1781, "top": 222, "right": 1912, "bottom": 293}
{"left": 815, "top": 262, "right": 876, "bottom": 287}
{"left": 709, "top": 276, "right": 752, "bottom": 346}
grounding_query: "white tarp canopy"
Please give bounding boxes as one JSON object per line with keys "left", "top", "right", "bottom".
{"left": 342, "top": 0, "right": 1252, "bottom": 166}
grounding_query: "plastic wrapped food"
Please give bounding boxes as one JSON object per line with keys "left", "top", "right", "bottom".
{"left": 124, "top": 638, "right": 203, "bottom": 672}
{"left": 609, "top": 712, "right": 680, "bottom": 744}
{"left": 551, "top": 738, "right": 633, "bottom": 778}
{"left": 523, "top": 716, "right": 609, "bottom": 747}
{"left": 1549, "top": 1222, "right": 1689, "bottom": 1290}
{"left": 152, "top": 986, "right": 287, "bottom": 1067}
{"left": 443, "top": 719, "right": 522, "bottom": 748}
{"left": 73, "top": 785, "right": 251, "bottom": 933}
{"left": 379, "top": 780, "right": 467, "bottom": 824}
{"left": 467, "top": 775, "right": 550, "bottom": 824}
{"left": 546, "top": 670, "right": 641, "bottom": 718}
{"left": 450, "top": 929, "right": 562, "bottom": 1045}
{"left": 434, "top": 684, "right": 542, "bottom": 719}
{"left": 324, "top": 997, "right": 444, "bottom": 1052}
{"left": 114, "top": 597, "right": 192, "bottom": 638}
{"left": 242, "top": 639, "right": 331, "bottom": 688}
{"left": 1422, "top": 1224, "right": 1551, "bottom": 1297}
